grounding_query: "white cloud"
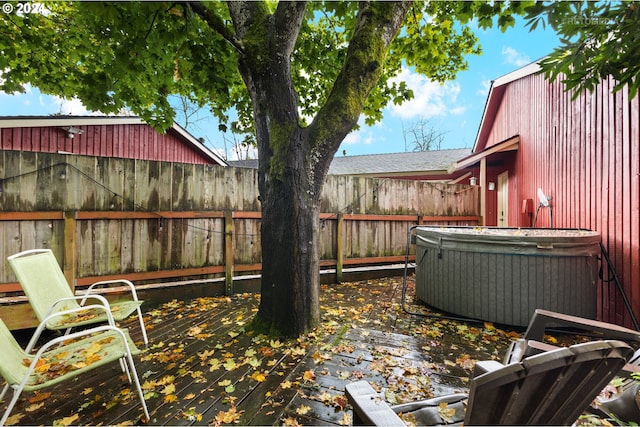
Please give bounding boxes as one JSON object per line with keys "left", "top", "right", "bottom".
{"left": 50, "top": 95, "right": 92, "bottom": 115}
{"left": 477, "top": 79, "right": 492, "bottom": 97}
{"left": 343, "top": 129, "right": 375, "bottom": 146}
{"left": 501, "top": 46, "right": 530, "bottom": 67}
{"left": 450, "top": 106, "right": 466, "bottom": 115}
{"left": 387, "top": 67, "right": 462, "bottom": 120}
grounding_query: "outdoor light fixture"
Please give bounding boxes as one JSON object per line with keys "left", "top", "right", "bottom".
{"left": 469, "top": 177, "right": 477, "bottom": 186}
{"left": 488, "top": 182, "right": 496, "bottom": 191}
{"left": 61, "top": 126, "right": 83, "bottom": 139}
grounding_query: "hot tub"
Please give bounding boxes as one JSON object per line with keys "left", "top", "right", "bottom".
{"left": 414, "top": 227, "right": 600, "bottom": 326}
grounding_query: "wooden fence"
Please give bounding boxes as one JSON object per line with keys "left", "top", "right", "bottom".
{"left": 0, "top": 150, "right": 480, "bottom": 322}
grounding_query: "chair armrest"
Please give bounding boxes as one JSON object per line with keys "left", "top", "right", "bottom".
{"left": 345, "top": 381, "right": 406, "bottom": 426}
{"left": 43, "top": 294, "right": 114, "bottom": 323}
{"left": 46, "top": 294, "right": 112, "bottom": 311}
{"left": 34, "top": 324, "right": 130, "bottom": 357}
{"left": 473, "top": 360, "right": 505, "bottom": 376}
{"left": 83, "top": 279, "right": 141, "bottom": 304}
{"left": 26, "top": 304, "right": 115, "bottom": 352}
{"left": 525, "top": 309, "right": 640, "bottom": 342}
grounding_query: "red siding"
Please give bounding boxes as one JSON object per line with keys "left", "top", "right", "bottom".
{"left": 0, "top": 124, "right": 214, "bottom": 165}
{"left": 481, "top": 72, "right": 640, "bottom": 327}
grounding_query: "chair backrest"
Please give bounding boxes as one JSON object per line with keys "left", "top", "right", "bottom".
{"left": 7, "top": 249, "right": 78, "bottom": 321}
{"left": 465, "top": 340, "right": 633, "bottom": 425}
{"left": 0, "top": 318, "right": 30, "bottom": 386}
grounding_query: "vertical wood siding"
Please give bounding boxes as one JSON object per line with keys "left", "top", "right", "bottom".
{"left": 482, "top": 73, "right": 640, "bottom": 327}
{"left": 0, "top": 124, "right": 212, "bottom": 165}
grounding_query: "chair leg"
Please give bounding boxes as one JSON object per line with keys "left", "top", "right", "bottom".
{"left": 123, "top": 351, "right": 150, "bottom": 420}
{"left": 118, "top": 358, "right": 132, "bottom": 382}
{"left": 0, "top": 384, "right": 9, "bottom": 402}
{"left": 0, "top": 387, "right": 23, "bottom": 427}
{"left": 136, "top": 307, "right": 148, "bottom": 345}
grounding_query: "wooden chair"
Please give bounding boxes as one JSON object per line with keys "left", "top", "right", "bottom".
{"left": 346, "top": 339, "right": 633, "bottom": 426}
{"left": 503, "top": 308, "right": 640, "bottom": 424}
{"left": 0, "top": 311, "right": 149, "bottom": 426}
{"left": 504, "top": 308, "right": 640, "bottom": 366}
{"left": 7, "top": 249, "right": 148, "bottom": 346}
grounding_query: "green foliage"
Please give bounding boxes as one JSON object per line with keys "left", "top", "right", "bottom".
{"left": 525, "top": 1, "right": 640, "bottom": 99}
{"left": 0, "top": 1, "right": 538, "bottom": 134}
{"left": 1, "top": 2, "right": 241, "bottom": 130}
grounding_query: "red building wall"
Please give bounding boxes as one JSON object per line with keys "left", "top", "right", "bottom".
{"left": 482, "top": 72, "right": 640, "bottom": 326}
{"left": 1, "top": 123, "right": 214, "bottom": 165}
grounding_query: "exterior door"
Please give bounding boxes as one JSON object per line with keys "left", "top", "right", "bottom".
{"left": 497, "top": 171, "right": 508, "bottom": 227}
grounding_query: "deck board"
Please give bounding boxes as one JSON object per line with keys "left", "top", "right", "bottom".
{"left": 2, "top": 278, "right": 526, "bottom": 426}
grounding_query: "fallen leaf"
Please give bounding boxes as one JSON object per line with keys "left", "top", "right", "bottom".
{"left": 182, "top": 407, "right": 203, "bottom": 422}
{"left": 289, "top": 346, "right": 306, "bottom": 356}
{"left": 28, "top": 391, "right": 51, "bottom": 403}
{"left": 53, "top": 413, "right": 79, "bottom": 426}
{"left": 214, "top": 406, "right": 243, "bottom": 424}
{"left": 164, "top": 394, "right": 178, "bottom": 403}
{"left": 333, "top": 395, "right": 348, "bottom": 410}
{"left": 26, "top": 402, "right": 45, "bottom": 412}
{"left": 283, "top": 416, "right": 303, "bottom": 426}
{"left": 456, "top": 354, "right": 475, "bottom": 370}
{"left": 209, "top": 358, "right": 221, "bottom": 371}
{"left": 438, "top": 402, "right": 456, "bottom": 423}
{"left": 162, "top": 383, "right": 176, "bottom": 395}
{"left": 337, "top": 370, "right": 350, "bottom": 380}
{"left": 296, "top": 404, "right": 311, "bottom": 415}
{"left": 246, "top": 356, "right": 262, "bottom": 368}
{"left": 316, "top": 390, "right": 332, "bottom": 404}
{"left": 303, "top": 370, "right": 316, "bottom": 381}
{"left": 251, "top": 371, "right": 266, "bottom": 382}
{"left": 258, "top": 346, "right": 274, "bottom": 357}
{"left": 339, "top": 412, "right": 352, "bottom": 426}
{"left": 223, "top": 358, "right": 237, "bottom": 371}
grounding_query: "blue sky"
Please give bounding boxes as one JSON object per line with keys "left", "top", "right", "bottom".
{"left": 0, "top": 15, "right": 560, "bottom": 160}
{"left": 342, "top": 17, "right": 561, "bottom": 156}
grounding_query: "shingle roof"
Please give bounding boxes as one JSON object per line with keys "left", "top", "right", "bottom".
{"left": 228, "top": 148, "right": 471, "bottom": 176}
{"left": 327, "top": 148, "right": 471, "bottom": 176}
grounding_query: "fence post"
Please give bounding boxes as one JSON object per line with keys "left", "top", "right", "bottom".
{"left": 336, "top": 213, "right": 344, "bottom": 283}
{"left": 224, "top": 210, "right": 234, "bottom": 295}
{"left": 63, "top": 211, "right": 77, "bottom": 291}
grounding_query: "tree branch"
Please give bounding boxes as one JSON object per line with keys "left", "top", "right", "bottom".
{"left": 187, "top": 1, "right": 244, "bottom": 54}
{"left": 309, "top": 1, "right": 411, "bottom": 165}
{"left": 272, "top": 1, "right": 307, "bottom": 58}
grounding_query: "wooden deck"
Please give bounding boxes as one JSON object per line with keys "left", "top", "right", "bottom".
{"left": 2, "top": 277, "right": 521, "bottom": 426}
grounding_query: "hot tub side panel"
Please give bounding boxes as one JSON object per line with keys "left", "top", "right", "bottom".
{"left": 415, "top": 244, "right": 598, "bottom": 327}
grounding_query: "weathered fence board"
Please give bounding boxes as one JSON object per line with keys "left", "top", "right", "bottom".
{"left": 0, "top": 150, "right": 480, "bottom": 298}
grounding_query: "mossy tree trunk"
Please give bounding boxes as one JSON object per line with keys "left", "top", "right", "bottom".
{"left": 228, "top": 1, "right": 411, "bottom": 337}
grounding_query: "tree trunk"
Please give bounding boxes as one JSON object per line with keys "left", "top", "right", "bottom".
{"left": 256, "top": 130, "right": 322, "bottom": 336}
{"left": 224, "top": 1, "right": 411, "bottom": 337}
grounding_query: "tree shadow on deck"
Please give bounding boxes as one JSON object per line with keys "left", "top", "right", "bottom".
{"left": 1, "top": 277, "right": 520, "bottom": 426}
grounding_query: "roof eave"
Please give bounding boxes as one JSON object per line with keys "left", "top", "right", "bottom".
{"left": 473, "top": 60, "right": 543, "bottom": 153}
